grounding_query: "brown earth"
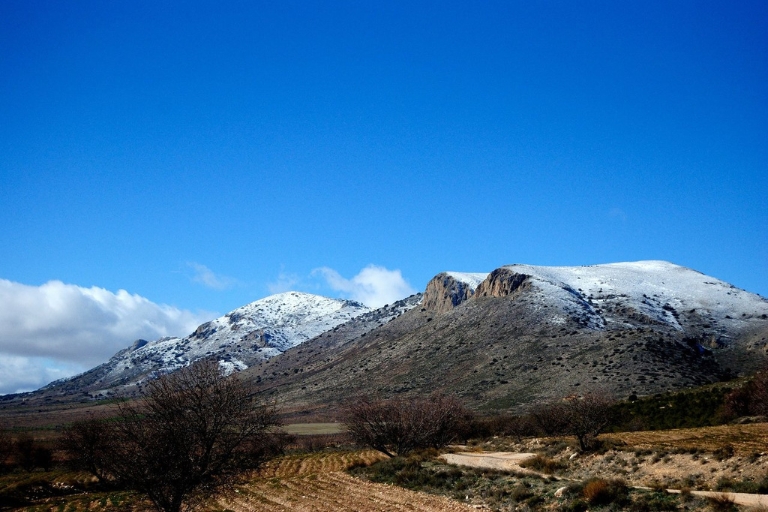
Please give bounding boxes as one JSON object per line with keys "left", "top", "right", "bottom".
{"left": 209, "top": 450, "right": 475, "bottom": 512}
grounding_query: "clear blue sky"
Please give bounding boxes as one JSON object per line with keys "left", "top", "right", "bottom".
{"left": 0, "top": 1, "right": 766, "bottom": 392}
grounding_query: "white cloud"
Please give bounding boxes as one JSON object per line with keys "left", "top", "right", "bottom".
{"left": 267, "top": 270, "right": 300, "bottom": 294}
{"left": 187, "top": 262, "right": 237, "bottom": 290}
{"left": 313, "top": 265, "right": 416, "bottom": 308}
{"left": 0, "top": 279, "right": 213, "bottom": 394}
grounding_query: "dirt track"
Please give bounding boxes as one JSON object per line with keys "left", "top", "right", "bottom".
{"left": 444, "top": 449, "right": 768, "bottom": 509}
{"left": 441, "top": 451, "right": 537, "bottom": 473}
{"left": 211, "top": 450, "right": 475, "bottom": 512}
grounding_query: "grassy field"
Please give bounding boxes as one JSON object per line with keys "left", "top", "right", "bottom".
{"left": 282, "top": 422, "right": 346, "bottom": 435}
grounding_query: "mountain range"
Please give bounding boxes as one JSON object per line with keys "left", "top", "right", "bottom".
{"left": 23, "top": 261, "right": 768, "bottom": 414}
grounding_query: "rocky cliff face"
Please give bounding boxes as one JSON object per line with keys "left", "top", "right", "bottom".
{"left": 474, "top": 268, "right": 532, "bottom": 298}
{"left": 422, "top": 273, "right": 486, "bottom": 313}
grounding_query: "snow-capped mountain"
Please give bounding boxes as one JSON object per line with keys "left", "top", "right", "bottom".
{"left": 32, "top": 261, "right": 768, "bottom": 408}
{"left": 475, "top": 260, "right": 768, "bottom": 340}
{"left": 251, "top": 261, "right": 768, "bottom": 413}
{"left": 43, "top": 292, "right": 372, "bottom": 395}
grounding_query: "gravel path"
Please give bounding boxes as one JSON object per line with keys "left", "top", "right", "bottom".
{"left": 441, "top": 452, "right": 538, "bottom": 473}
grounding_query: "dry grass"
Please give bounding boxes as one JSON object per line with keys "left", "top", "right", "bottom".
{"left": 282, "top": 422, "right": 346, "bottom": 435}
{"left": 601, "top": 423, "right": 768, "bottom": 456}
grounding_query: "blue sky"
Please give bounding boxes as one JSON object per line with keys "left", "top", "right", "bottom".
{"left": 1, "top": 1, "right": 766, "bottom": 393}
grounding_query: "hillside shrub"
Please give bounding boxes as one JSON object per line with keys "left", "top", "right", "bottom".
{"left": 582, "top": 478, "right": 629, "bottom": 506}
{"left": 344, "top": 393, "right": 472, "bottom": 457}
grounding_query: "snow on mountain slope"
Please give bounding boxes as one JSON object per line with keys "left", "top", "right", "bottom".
{"left": 445, "top": 272, "right": 489, "bottom": 289}
{"left": 67, "top": 292, "right": 370, "bottom": 391}
{"left": 494, "top": 260, "right": 768, "bottom": 335}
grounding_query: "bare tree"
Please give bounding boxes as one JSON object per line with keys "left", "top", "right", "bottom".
{"left": 748, "top": 367, "right": 768, "bottom": 416}
{"left": 59, "top": 416, "right": 113, "bottom": 481}
{"left": 531, "top": 392, "right": 615, "bottom": 451}
{"left": 530, "top": 401, "right": 570, "bottom": 436}
{"left": 721, "top": 365, "right": 768, "bottom": 420}
{"left": 61, "top": 359, "right": 281, "bottom": 512}
{"left": 561, "top": 392, "right": 615, "bottom": 451}
{"left": 345, "top": 393, "right": 471, "bottom": 457}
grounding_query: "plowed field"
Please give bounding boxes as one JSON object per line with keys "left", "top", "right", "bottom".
{"left": 211, "top": 450, "right": 475, "bottom": 512}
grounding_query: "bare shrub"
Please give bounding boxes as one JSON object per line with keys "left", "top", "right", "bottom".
{"left": 749, "top": 367, "right": 768, "bottom": 416}
{"left": 61, "top": 359, "right": 281, "bottom": 512}
{"left": 707, "top": 493, "right": 738, "bottom": 512}
{"left": 518, "top": 454, "right": 566, "bottom": 474}
{"left": 582, "top": 478, "right": 628, "bottom": 506}
{"left": 59, "top": 416, "right": 113, "bottom": 481}
{"left": 722, "top": 365, "right": 768, "bottom": 419}
{"left": 531, "top": 401, "right": 570, "bottom": 436}
{"left": 345, "top": 393, "right": 472, "bottom": 457}
{"left": 531, "top": 392, "right": 614, "bottom": 450}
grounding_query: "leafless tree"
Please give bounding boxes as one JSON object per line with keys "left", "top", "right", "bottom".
{"left": 345, "top": 393, "right": 471, "bottom": 457}
{"left": 748, "top": 367, "right": 768, "bottom": 416}
{"left": 722, "top": 365, "right": 768, "bottom": 419}
{"left": 61, "top": 359, "right": 281, "bottom": 512}
{"left": 59, "top": 416, "right": 113, "bottom": 481}
{"left": 530, "top": 401, "right": 571, "bottom": 436}
{"left": 561, "top": 392, "right": 616, "bottom": 451}
{"left": 531, "top": 391, "right": 615, "bottom": 451}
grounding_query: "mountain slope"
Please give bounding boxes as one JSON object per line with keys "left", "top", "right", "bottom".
{"left": 248, "top": 261, "right": 768, "bottom": 416}
{"left": 41, "top": 292, "right": 372, "bottom": 397}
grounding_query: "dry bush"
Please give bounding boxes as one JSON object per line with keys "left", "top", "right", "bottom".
{"left": 722, "top": 366, "right": 768, "bottom": 419}
{"left": 345, "top": 393, "right": 472, "bottom": 457}
{"left": 581, "top": 478, "right": 628, "bottom": 506}
{"left": 518, "top": 454, "right": 566, "bottom": 474}
{"left": 707, "top": 493, "right": 738, "bottom": 512}
{"left": 531, "top": 401, "right": 570, "bottom": 436}
{"left": 59, "top": 416, "right": 113, "bottom": 480}
{"left": 535, "top": 391, "right": 615, "bottom": 451}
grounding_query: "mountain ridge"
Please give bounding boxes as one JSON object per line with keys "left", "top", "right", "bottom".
{"left": 13, "top": 260, "right": 768, "bottom": 414}
{"left": 246, "top": 261, "right": 768, "bottom": 416}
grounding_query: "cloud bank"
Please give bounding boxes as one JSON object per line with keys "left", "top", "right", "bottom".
{"left": 0, "top": 279, "right": 212, "bottom": 394}
{"left": 314, "top": 265, "right": 416, "bottom": 308}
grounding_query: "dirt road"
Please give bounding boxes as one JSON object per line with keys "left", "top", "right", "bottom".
{"left": 444, "top": 450, "right": 768, "bottom": 509}
{"left": 441, "top": 451, "right": 537, "bottom": 473}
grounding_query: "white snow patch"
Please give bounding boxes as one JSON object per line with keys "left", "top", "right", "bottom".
{"left": 500, "top": 260, "right": 768, "bottom": 332}
{"left": 445, "top": 272, "right": 489, "bottom": 290}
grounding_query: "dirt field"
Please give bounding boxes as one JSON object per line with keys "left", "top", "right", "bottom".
{"left": 601, "top": 422, "right": 768, "bottom": 456}
{"left": 211, "top": 450, "right": 476, "bottom": 512}
{"left": 282, "top": 423, "right": 346, "bottom": 435}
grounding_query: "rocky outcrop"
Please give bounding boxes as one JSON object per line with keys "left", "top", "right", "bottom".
{"left": 422, "top": 273, "right": 481, "bottom": 313}
{"left": 474, "top": 268, "right": 531, "bottom": 298}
